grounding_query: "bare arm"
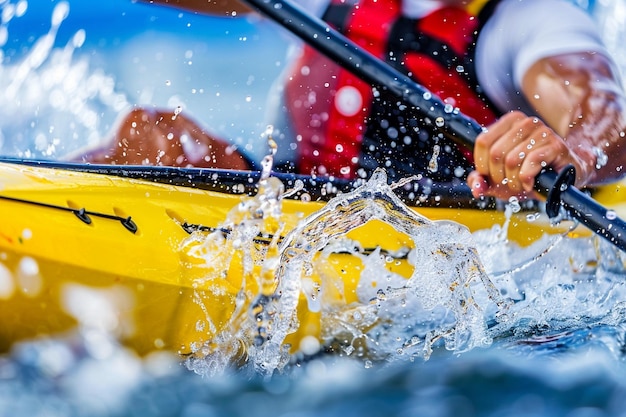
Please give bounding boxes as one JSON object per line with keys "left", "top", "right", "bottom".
{"left": 469, "top": 52, "right": 626, "bottom": 199}
{"left": 521, "top": 52, "right": 626, "bottom": 186}
{"left": 140, "top": 0, "right": 251, "bottom": 15}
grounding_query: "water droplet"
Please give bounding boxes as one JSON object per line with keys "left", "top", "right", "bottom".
{"left": 299, "top": 335, "right": 321, "bottom": 356}
{"left": 518, "top": 152, "right": 525, "bottom": 159}
{"left": 387, "top": 127, "right": 398, "bottom": 139}
{"left": 428, "top": 144, "right": 440, "bottom": 173}
{"left": 72, "top": 29, "right": 86, "bottom": 48}
{"left": 593, "top": 146, "right": 608, "bottom": 169}
{"left": 526, "top": 212, "right": 540, "bottom": 222}
{"left": 0, "top": 263, "right": 15, "bottom": 300}
{"left": 606, "top": 210, "right": 617, "bottom": 220}
{"left": 51, "top": 2, "right": 69, "bottom": 27}
{"left": 435, "top": 117, "right": 445, "bottom": 127}
{"left": 17, "top": 257, "right": 41, "bottom": 297}
{"left": 508, "top": 196, "right": 521, "bottom": 213}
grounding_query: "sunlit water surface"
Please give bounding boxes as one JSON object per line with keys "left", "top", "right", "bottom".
{"left": 3, "top": 1, "right": 626, "bottom": 416}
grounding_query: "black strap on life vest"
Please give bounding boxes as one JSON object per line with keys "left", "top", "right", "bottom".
{"left": 385, "top": 0, "right": 502, "bottom": 116}
{"left": 321, "top": 2, "right": 355, "bottom": 33}
{"left": 323, "top": 0, "right": 502, "bottom": 114}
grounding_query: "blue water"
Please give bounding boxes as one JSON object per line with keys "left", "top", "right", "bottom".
{"left": 2, "top": 1, "right": 626, "bottom": 416}
{"left": 3, "top": 326, "right": 626, "bottom": 417}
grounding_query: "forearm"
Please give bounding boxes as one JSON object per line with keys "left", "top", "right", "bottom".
{"left": 140, "top": 0, "right": 251, "bottom": 15}
{"left": 522, "top": 53, "right": 626, "bottom": 188}
{"left": 562, "top": 79, "right": 626, "bottom": 187}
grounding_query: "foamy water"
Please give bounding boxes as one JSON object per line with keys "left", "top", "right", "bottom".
{"left": 171, "top": 162, "right": 626, "bottom": 377}
{"left": 4, "top": 162, "right": 626, "bottom": 416}
{"left": 0, "top": 0, "right": 288, "bottom": 161}
{"left": 0, "top": 1, "right": 129, "bottom": 157}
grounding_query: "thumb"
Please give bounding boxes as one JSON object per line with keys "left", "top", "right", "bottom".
{"left": 467, "top": 170, "right": 489, "bottom": 199}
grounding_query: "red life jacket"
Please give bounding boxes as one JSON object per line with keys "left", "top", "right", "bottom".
{"left": 284, "top": 0, "right": 500, "bottom": 180}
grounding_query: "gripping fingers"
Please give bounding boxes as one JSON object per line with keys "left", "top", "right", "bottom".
{"left": 474, "top": 112, "right": 565, "bottom": 197}
{"left": 474, "top": 113, "right": 519, "bottom": 180}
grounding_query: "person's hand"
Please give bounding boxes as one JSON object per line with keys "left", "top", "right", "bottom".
{"left": 467, "top": 111, "right": 590, "bottom": 200}
{"left": 76, "top": 108, "right": 251, "bottom": 170}
{"left": 140, "top": 0, "right": 251, "bottom": 15}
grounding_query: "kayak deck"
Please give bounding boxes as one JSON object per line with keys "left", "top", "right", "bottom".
{"left": 0, "top": 161, "right": 607, "bottom": 357}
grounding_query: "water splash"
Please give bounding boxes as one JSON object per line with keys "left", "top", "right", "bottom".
{"left": 181, "top": 166, "right": 512, "bottom": 375}
{"left": 260, "top": 125, "right": 277, "bottom": 181}
{"left": 1, "top": 0, "right": 626, "bottom": 412}
{"left": 250, "top": 169, "right": 511, "bottom": 373}
{"left": 474, "top": 219, "right": 626, "bottom": 345}
{"left": 0, "top": 0, "right": 129, "bottom": 158}
{"left": 180, "top": 159, "right": 288, "bottom": 376}
{"left": 181, "top": 159, "right": 626, "bottom": 377}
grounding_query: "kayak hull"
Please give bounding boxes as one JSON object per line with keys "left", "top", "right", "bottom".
{"left": 0, "top": 161, "right": 619, "bottom": 356}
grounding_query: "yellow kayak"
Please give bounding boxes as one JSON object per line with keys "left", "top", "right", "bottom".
{"left": 0, "top": 158, "right": 623, "bottom": 360}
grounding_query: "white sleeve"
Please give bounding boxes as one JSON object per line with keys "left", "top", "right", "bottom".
{"left": 475, "top": 0, "right": 616, "bottom": 115}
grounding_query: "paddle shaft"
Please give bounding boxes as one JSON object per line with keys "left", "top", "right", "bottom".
{"left": 240, "top": 0, "right": 481, "bottom": 146}
{"left": 240, "top": 0, "right": 626, "bottom": 252}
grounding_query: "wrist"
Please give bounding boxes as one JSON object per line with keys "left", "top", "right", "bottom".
{"left": 573, "top": 145, "right": 606, "bottom": 188}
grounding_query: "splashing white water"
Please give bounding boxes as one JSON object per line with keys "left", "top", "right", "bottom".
{"left": 1, "top": 0, "right": 626, "bottom": 383}
{"left": 0, "top": 1, "right": 129, "bottom": 158}
{"left": 178, "top": 159, "right": 626, "bottom": 377}
{"left": 181, "top": 168, "right": 514, "bottom": 376}
{"left": 249, "top": 169, "right": 511, "bottom": 373}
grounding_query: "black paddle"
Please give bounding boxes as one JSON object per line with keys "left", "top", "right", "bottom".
{"left": 240, "top": 0, "right": 626, "bottom": 252}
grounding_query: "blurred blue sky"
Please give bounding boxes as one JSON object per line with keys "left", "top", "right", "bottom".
{"left": 0, "top": 0, "right": 294, "bottom": 160}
